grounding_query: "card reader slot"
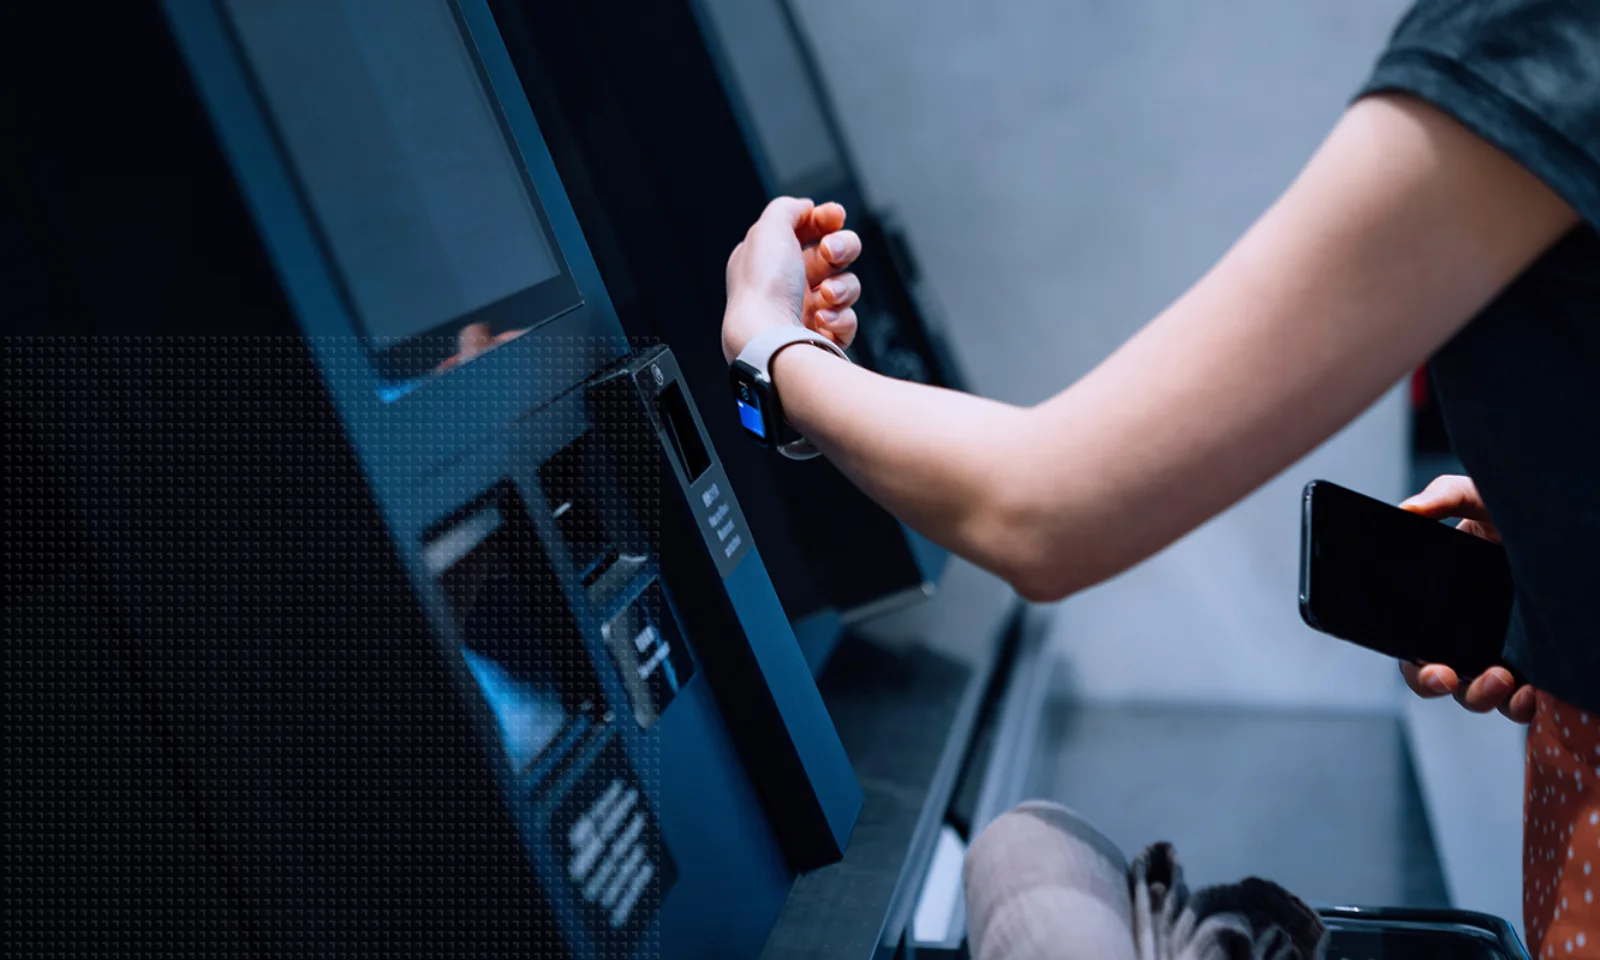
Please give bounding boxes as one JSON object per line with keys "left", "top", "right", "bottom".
{"left": 656, "top": 381, "right": 710, "bottom": 482}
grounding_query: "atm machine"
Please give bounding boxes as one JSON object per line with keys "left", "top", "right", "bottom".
{"left": 488, "top": 0, "right": 964, "bottom": 670}
{"left": 4, "top": 1, "right": 858, "bottom": 956}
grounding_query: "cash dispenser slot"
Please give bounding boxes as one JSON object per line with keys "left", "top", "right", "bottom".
{"left": 422, "top": 484, "right": 606, "bottom": 776}
{"left": 587, "top": 344, "right": 862, "bottom": 870}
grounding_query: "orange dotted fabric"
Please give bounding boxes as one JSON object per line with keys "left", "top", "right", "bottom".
{"left": 1526, "top": 691, "right": 1600, "bottom": 958}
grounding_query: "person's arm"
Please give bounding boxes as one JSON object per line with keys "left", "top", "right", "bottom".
{"left": 725, "top": 94, "right": 1577, "bottom": 602}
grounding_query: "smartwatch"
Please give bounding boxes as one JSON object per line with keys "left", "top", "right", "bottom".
{"left": 729, "top": 326, "right": 850, "bottom": 460}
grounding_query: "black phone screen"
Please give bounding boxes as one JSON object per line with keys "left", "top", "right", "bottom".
{"left": 1300, "top": 480, "right": 1513, "bottom": 676}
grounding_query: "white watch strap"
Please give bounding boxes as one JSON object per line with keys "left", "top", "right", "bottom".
{"left": 735, "top": 325, "right": 850, "bottom": 369}
{"left": 733, "top": 326, "right": 849, "bottom": 461}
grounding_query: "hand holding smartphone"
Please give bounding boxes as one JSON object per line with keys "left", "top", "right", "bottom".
{"left": 1299, "top": 480, "right": 1515, "bottom": 679}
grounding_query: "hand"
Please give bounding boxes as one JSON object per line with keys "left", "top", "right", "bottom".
{"left": 1397, "top": 474, "right": 1535, "bottom": 723}
{"left": 723, "top": 197, "right": 862, "bottom": 363}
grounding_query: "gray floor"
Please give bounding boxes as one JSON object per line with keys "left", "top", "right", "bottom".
{"left": 1025, "top": 694, "right": 1451, "bottom": 908}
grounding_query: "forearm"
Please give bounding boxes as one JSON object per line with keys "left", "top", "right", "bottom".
{"left": 771, "top": 344, "right": 1055, "bottom": 591}
{"left": 771, "top": 324, "right": 1337, "bottom": 604}
{"left": 771, "top": 336, "right": 1257, "bottom": 601}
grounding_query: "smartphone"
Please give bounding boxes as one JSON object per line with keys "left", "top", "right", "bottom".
{"left": 1299, "top": 479, "right": 1514, "bottom": 677}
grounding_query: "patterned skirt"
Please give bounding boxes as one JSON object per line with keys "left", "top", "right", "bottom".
{"left": 1526, "top": 691, "right": 1600, "bottom": 957}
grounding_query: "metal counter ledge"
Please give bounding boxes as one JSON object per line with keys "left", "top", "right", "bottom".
{"left": 758, "top": 594, "right": 1027, "bottom": 960}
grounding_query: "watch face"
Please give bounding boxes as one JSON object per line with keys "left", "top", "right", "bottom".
{"left": 729, "top": 362, "right": 773, "bottom": 445}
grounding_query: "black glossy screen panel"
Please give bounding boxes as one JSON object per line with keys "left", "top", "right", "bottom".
{"left": 222, "top": 0, "right": 580, "bottom": 375}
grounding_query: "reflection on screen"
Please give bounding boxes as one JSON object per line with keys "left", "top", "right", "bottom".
{"left": 224, "top": 0, "right": 559, "bottom": 350}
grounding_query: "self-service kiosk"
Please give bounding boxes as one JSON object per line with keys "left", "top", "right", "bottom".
{"left": 487, "top": 0, "right": 963, "bottom": 667}
{"left": 4, "top": 2, "right": 857, "bottom": 956}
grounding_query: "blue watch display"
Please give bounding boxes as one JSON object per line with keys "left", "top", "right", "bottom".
{"left": 728, "top": 327, "right": 850, "bottom": 460}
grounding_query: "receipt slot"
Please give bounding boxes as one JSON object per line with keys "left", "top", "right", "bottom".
{"left": 589, "top": 344, "right": 863, "bottom": 869}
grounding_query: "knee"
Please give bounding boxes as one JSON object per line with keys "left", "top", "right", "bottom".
{"left": 964, "top": 802, "right": 1136, "bottom": 960}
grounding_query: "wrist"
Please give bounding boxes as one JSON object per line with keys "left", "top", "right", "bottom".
{"left": 768, "top": 338, "right": 842, "bottom": 438}
{"left": 724, "top": 296, "right": 802, "bottom": 362}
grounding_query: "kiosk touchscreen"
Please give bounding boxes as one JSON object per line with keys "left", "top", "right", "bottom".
{"left": 221, "top": 0, "right": 581, "bottom": 382}
{"left": 6, "top": 1, "right": 858, "bottom": 956}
